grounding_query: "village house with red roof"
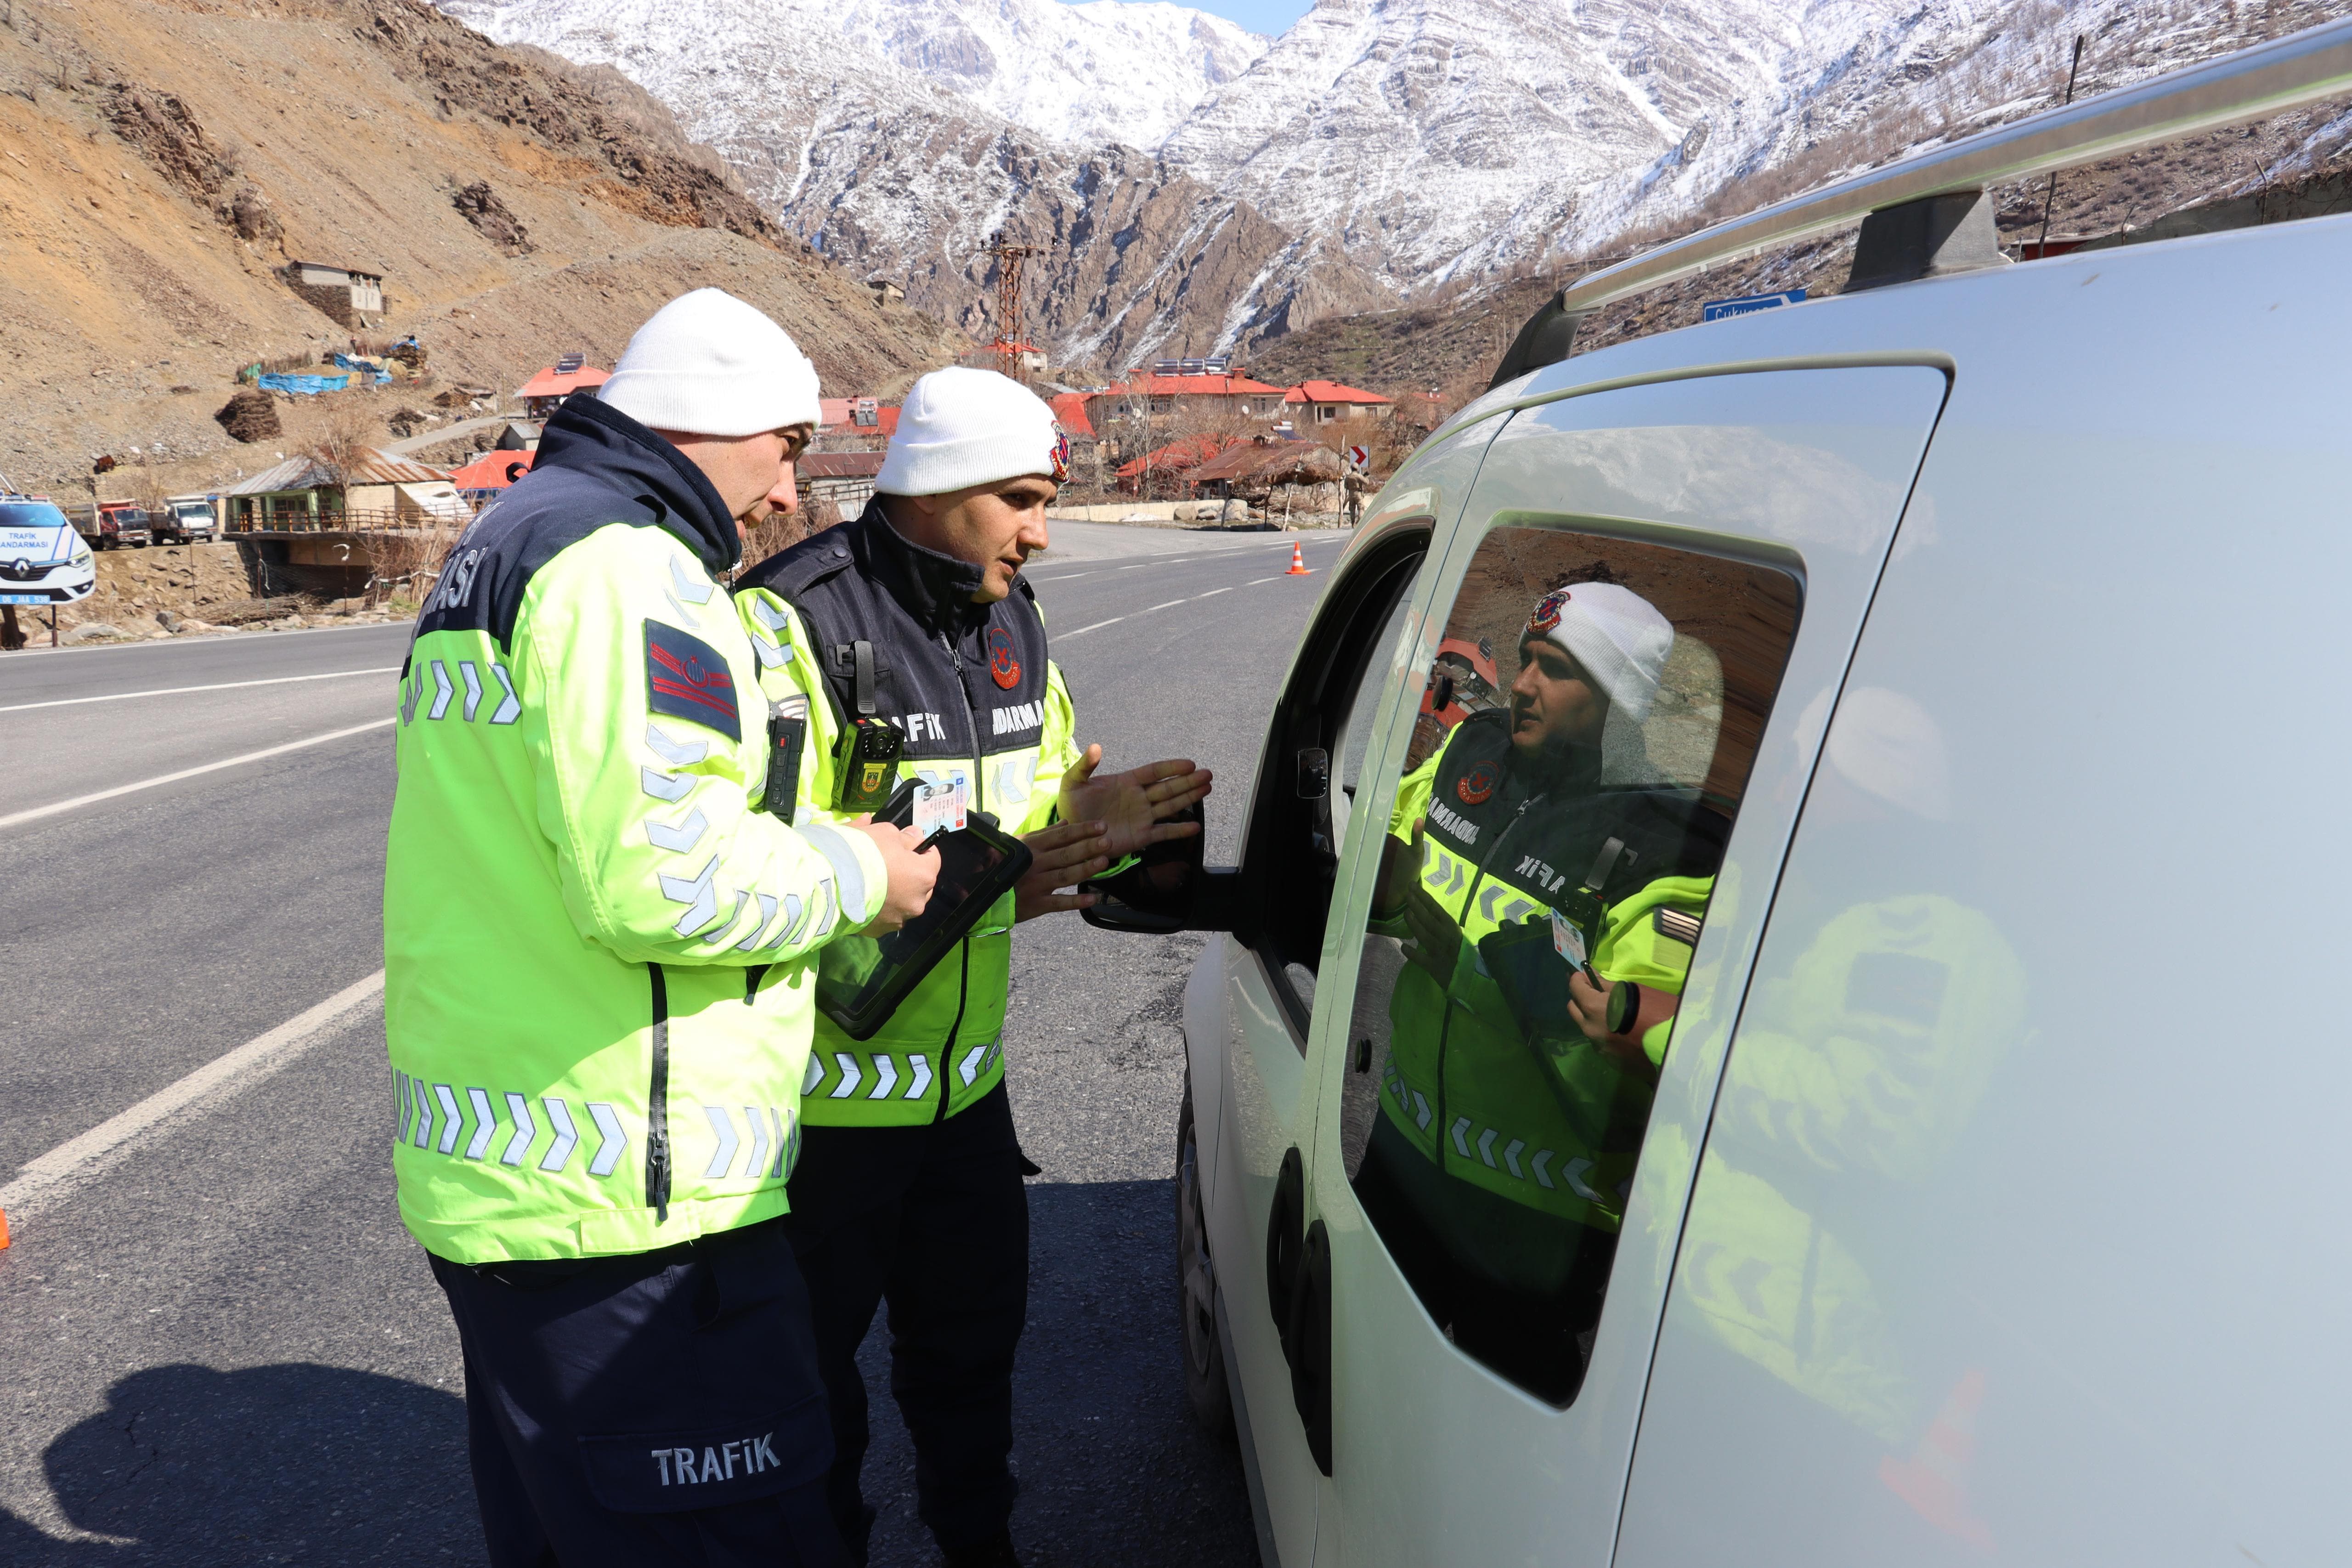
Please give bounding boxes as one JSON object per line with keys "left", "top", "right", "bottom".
{"left": 516, "top": 353, "right": 610, "bottom": 419}
{"left": 1094, "top": 368, "right": 1288, "bottom": 433}
{"left": 1284, "top": 379, "right": 1393, "bottom": 427}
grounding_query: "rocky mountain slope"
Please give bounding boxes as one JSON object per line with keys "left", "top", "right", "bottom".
{"left": 1157, "top": 0, "right": 1807, "bottom": 293}
{"left": 823, "top": 0, "right": 1266, "bottom": 150}
{"left": 437, "top": 0, "right": 2352, "bottom": 371}
{"left": 0, "top": 0, "right": 961, "bottom": 495}
{"left": 436, "top": 0, "right": 1385, "bottom": 371}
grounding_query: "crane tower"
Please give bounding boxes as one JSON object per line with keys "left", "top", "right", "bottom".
{"left": 981, "top": 230, "right": 1041, "bottom": 380}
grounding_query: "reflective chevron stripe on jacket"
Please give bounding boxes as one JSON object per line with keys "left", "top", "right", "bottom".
{"left": 384, "top": 396, "right": 884, "bottom": 1264}
{"left": 735, "top": 505, "right": 1084, "bottom": 1127}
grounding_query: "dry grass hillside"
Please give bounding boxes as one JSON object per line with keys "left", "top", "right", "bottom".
{"left": 0, "top": 0, "right": 965, "bottom": 498}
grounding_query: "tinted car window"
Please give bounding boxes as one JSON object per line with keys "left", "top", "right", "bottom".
{"left": 1334, "top": 523, "right": 1798, "bottom": 1404}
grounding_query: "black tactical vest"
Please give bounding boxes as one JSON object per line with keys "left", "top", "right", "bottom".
{"left": 735, "top": 501, "right": 1052, "bottom": 816}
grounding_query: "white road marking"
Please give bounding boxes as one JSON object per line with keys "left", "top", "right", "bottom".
{"left": 1246, "top": 576, "right": 1283, "bottom": 585}
{"left": 1057, "top": 571, "right": 1303, "bottom": 640}
{"left": 1031, "top": 572, "right": 1091, "bottom": 582}
{"left": 0, "top": 970, "right": 386, "bottom": 1226}
{"left": 0, "top": 716, "right": 397, "bottom": 830}
{"left": 0, "top": 666, "right": 401, "bottom": 714}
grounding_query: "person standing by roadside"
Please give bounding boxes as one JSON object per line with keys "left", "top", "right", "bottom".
{"left": 384, "top": 289, "right": 938, "bottom": 1567}
{"left": 734, "top": 367, "right": 1212, "bottom": 1566}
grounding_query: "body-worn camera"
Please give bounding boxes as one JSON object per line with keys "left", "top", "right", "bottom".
{"left": 833, "top": 716, "right": 905, "bottom": 813}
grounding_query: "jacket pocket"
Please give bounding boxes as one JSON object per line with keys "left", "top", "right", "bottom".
{"left": 577, "top": 1396, "right": 826, "bottom": 1513}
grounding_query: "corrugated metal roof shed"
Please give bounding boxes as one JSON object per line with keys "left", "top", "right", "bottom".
{"left": 222, "top": 447, "right": 451, "bottom": 494}
{"left": 224, "top": 455, "right": 336, "bottom": 495}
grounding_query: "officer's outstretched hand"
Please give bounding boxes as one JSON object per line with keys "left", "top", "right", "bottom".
{"left": 1058, "top": 746, "right": 1214, "bottom": 859}
{"left": 851, "top": 819, "right": 940, "bottom": 934}
{"left": 1014, "top": 818, "right": 1113, "bottom": 922}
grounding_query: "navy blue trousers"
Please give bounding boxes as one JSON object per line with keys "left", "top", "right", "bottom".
{"left": 781, "top": 1082, "right": 1031, "bottom": 1562}
{"left": 430, "top": 1215, "right": 851, "bottom": 1568}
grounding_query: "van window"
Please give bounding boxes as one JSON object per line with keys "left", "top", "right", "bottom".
{"left": 1334, "top": 523, "right": 1798, "bottom": 1404}
{"left": 1242, "top": 534, "right": 1427, "bottom": 1042}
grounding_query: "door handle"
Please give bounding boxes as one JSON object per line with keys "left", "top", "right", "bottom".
{"left": 1266, "top": 1146, "right": 1305, "bottom": 1350}
{"left": 1288, "top": 1219, "right": 1333, "bottom": 1476}
{"left": 1264, "top": 1147, "right": 1333, "bottom": 1476}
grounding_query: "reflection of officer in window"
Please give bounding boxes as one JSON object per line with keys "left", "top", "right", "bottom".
{"left": 1361, "top": 582, "right": 1723, "bottom": 1401}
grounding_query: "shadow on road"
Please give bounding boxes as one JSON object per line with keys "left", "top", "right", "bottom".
{"left": 2, "top": 1182, "right": 1258, "bottom": 1568}
{"left": 857, "top": 1177, "right": 1261, "bottom": 1568}
{"left": 1, "top": 1362, "right": 475, "bottom": 1565}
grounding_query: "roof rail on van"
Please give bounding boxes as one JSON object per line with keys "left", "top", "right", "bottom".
{"left": 1556, "top": 16, "right": 2352, "bottom": 319}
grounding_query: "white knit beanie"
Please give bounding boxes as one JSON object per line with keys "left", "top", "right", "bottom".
{"left": 596, "top": 289, "right": 821, "bottom": 437}
{"left": 876, "top": 368, "right": 1066, "bottom": 496}
{"left": 1524, "top": 583, "right": 1675, "bottom": 722}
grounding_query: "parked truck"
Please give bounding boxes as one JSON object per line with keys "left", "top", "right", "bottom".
{"left": 154, "top": 493, "right": 219, "bottom": 545}
{"left": 68, "top": 500, "right": 151, "bottom": 549}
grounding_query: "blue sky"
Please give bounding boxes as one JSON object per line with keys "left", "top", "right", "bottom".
{"left": 1068, "top": 0, "right": 1311, "bottom": 39}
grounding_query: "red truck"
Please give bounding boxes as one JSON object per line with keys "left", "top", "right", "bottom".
{"left": 70, "top": 501, "right": 152, "bottom": 549}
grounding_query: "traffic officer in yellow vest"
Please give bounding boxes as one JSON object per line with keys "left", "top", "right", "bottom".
{"left": 734, "top": 367, "right": 1212, "bottom": 1567}
{"left": 385, "top": 289, "right": 938, "bottom": 1567}
{"left": 1361, "top": 581, "right": 1721, "bottom": 1400}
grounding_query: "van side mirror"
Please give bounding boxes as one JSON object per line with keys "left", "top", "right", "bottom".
{"left": 1078, "top": 802, "right": 1245, "bottom": 935}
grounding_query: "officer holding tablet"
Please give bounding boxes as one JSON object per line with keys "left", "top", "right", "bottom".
{"left": 733, "top": 367, "right": 1210, "bottom": 1567}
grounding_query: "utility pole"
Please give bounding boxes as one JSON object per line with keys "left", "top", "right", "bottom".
{"left": 980, "top": 230, "right": 1040, "bottom": 382}
{"left": 2035, "top": 36, "right": 2088, "bottom": 258}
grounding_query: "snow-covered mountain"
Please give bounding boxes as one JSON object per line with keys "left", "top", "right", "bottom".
{"left": 438, "top": 0, "right": 1380, "bottom": 369}
{"left": 434, "top": 0, "right": 2319, "bottom": 368}
{"left": 835, "top": 0, "right": 1266, "bottom": 149}
{"left": 1158, "top": 0, "right": 1815, "bottom": 292}
{"left": 446, "top": 0, "right": 1264, "bottom": 154}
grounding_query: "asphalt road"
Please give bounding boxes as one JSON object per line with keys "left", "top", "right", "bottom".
{"left": 0, "top": 527, "right": 1354, "bottom": 1566}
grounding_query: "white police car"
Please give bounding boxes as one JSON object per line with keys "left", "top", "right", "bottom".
{"left": 1085, "top": 19, "right": 2352, "bottom": 1568}
{"left": 0, "top": 498, "right": 97, "bottom": 609}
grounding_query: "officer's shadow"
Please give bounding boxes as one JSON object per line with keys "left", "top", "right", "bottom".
{"left": 0, "top": 1362, "right": 476, "bottom": 1565}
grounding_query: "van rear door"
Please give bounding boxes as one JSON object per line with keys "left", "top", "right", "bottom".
{"left": 1288, "top": 365, "right": 1949, "bottom": 1568}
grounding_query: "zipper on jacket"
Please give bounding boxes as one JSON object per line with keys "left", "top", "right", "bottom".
{"left": 1432, "top": 795, "right": 1540, "bottom": 1175}
{"left": 941, "top": 631, "right": 987, "bottom": 812}
{"left": 932, "top": 629, "right": 984, "bottom": 1124}
{"left": 647, "top": 963, "right": 672, "bottom": 1223}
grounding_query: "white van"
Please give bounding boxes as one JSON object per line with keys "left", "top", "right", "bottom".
{"left": 1086, "top": 22, "right": 2352, "bottom": 1568}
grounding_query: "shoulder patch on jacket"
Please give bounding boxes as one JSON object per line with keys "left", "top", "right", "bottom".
{"left": 645, "top": 619, "right": 741, "bottom": 742}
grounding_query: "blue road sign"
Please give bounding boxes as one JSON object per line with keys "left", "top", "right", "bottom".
{"left": 1702, "top": 289, "right": 1807, "bottom": 322}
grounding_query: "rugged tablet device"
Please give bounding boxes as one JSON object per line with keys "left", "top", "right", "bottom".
{"left": 812, "top": 781, "right": 1034, "bottom": 1041}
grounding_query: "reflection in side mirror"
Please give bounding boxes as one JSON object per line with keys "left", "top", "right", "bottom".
{"left": 1297, "top": 747, "right": 1330, "bottom": 799}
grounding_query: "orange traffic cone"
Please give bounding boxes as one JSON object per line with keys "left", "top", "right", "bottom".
{"left": 1284, "top": 542, "right": 1309, "bottom": 576}
{"left": 0, "top": 1207, "right": 11, "bottom": 1250}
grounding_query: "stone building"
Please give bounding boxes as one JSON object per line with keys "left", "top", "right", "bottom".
{"left": 283, "top": 260, "right": 386, "bottom": 328}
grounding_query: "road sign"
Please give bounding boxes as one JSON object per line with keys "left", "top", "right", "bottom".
{"left": 1344, "top": 444, "right": 1369, "bottom": 474}
{"left": 1701, "top": 289, "right": 1807, "bottom": 322}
